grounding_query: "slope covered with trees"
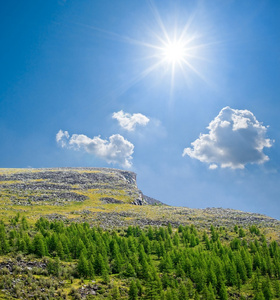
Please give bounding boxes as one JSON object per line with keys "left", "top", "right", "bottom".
{"left": 0, "top": 214, "right": 280, "bottom": 299}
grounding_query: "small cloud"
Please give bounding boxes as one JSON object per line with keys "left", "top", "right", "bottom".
{"left": 209, "top": 164, "right": 218, "bottom": 170}
{"left": 183, "top": 106, "right": 273, "bottom": 169}
{"left": 56, "top": 130, "right": 70, "bottom": 148}
{"left": 112, "top": 110, "right": 150, "bottom": 131}
{"left": 56, "top": 130, "right": 134, "bottom": 168}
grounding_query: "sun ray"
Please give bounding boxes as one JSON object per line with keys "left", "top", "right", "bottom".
{"left": 148, "top": 0, "right": 172, "bottom": 44}
{"left": 75, "top": 2, "right": 213, "bottom": 103}
{"left": 181, "top": 58, "right": 208, "bottom": 83}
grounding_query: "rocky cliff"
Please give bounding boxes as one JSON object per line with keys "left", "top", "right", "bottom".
{"left": 0, "top": 167, "right": 154, "bottom": 206}
{"left": 0, "top": 168, "right": 279, "bottom": 238}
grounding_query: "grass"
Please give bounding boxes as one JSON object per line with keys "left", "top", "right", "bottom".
{"left": 0, "top": 168, "right": 279, "bottom": 239}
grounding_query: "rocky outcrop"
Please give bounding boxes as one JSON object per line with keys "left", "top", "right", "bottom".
{"left": 143, "top": 195, "right": 164, "bottom": 205}
{"left": 0, "top": 167, "right": 161, "bottom": 206}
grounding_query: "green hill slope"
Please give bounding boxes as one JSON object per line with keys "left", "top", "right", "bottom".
{"left": 0, "top": 168, "right": 280, "bottom": 299}
{"left": 0, "top": 168, "right": 279, "bottom": 235}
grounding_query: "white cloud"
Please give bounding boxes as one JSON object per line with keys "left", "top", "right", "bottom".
{"left": 209, "top": 164, "right": 218, "bottom": 170}
{"left": 56, "top": 130, "right": 70, "bottom": 148}
{"left": 56, "top": 131, "right": 134, "bottom": 168}
{"left": 112, "top": 110, "right": 150, "bottom": 131}
{"left": 183, "top": 106, "right": 273, "bottom": 169}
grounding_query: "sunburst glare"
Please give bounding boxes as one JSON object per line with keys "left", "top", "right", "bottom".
{"left": 162, "top": 40, "right": 186, "bottom": 64}
{"left": 80, "top": 2, "right": 213, "bottom": 101}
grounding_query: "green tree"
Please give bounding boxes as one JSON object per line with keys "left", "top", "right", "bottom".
{"left": 208, "top": 283, "right": 216, "bottom": 300}
{"left": 159, "top": 253, "right": 173, "bottom": 273}
{"left": 77, "top": 251, "right": 89, "bottom": 278}
{"left": 124, "top": 263, "right": 136, "bottom": 278}
{"left": 88, "top": 260, "right": 95, "bottom": 279}
{"left": 194, "top": 291, "right": 200, "bottom": 300}
{"left": 253, "top": 291, "right": 265, "bottom": 300}
{"left": 33, "top": 233, "right": 47, "bottom": 257}
{"left": 56, "top": 240, "right": 64, "bottom": 259}
{"left": 111, "top": 285, "right": 121, "bottom": 300}
{"left": 178, "top": 282, "right": 189, "bottom": 300}
{"left": 136, "top": 279, "right": 143, "bottom": 297}
{"left": 129, "top": 280, "right": 138, "bottom": 300}
{"left": 274, "top": 280, "right": 280, "bottom": 298}
{"left": 166, "top": 287, "right": 178, "bottom": 300}
{"left": 239, "top": 227, "right": 245, "bottom": 237}
{"left": 0, "top": 223, "right": 9, "bottom": 254}
{"left": 219, "top": 282, "right": 228, "bottom": 300}
{"left": 262, "top": 276, "right": 273, "bottom": 300}
{"left": 111, "top": 253, "right": 122, "bottom": 274}
{"left": 94, "top": 253, "right": 108, "bottom": 276}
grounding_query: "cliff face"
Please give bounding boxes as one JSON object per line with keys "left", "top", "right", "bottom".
{"left": 0, "top": 168, "right": 148, "bottom": 206}
{"left": 1, "top": 168, "right": 278, "bottom": 234}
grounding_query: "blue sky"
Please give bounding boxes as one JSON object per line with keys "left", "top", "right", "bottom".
{"left": 1, "top": 0, "right": 280, "bottom": 219}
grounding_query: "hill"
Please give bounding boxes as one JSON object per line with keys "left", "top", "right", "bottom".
{"left": 0, "top": 168, "right": 280, "bottom": 299}
{"left": 0, "top": 168, "right": 279, "bottom": 234}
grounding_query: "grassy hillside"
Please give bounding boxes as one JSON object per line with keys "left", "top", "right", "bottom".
{"left": 0, "top": 168, "right": 279, "bottom": 233}
{"left": 0, "top": 168, "right": 280, "bottom": 299}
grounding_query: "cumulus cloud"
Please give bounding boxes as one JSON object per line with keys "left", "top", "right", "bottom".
{"left": 183, "top": 106, "right": 273, "bottom": 169}
{"left": 56, "top": 130, "right": 70, "bottom": 148}
{"left": 56, "top": 131, "right": 134, "bottom": 168}
{"left": 112, "top": 110, "right": 149, "bottom": 131}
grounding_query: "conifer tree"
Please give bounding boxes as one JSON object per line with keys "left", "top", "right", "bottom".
{"left": 136, "top": 279, "right": 143, "bottom": 297}
{"left": 165, "top": 287, "right": 178, "bottom": 300}
{"left": 140, "top": 258, "right": 150, "bottom": 280}
{"left": 274, "top": 280, "right": 280, "bottom": 298}
{"left": 76, "top": 238, "right": 86, "bottom": 259}
{"left": 147, "top": 226, "right": 154, "bottom": 240}
{"left": 253, "top": 291, "right": 265, "bottom": 300}
{"left": 178, "top": 282, "right": 189, "bottom": 300}
{"left": 145, "top": 270, "right": 162, "bottom": 300}
{"left": 262, "top": 276, "right": 273, "bottom": 300}
{"left": 208, "top": 283, "right": 216, "bottom": 300}
{"left": 207, "top": 264, "right": 218, "bottom": 288}
{"left": 173, "top": 232, "right": 179, "bottom": 246}
{"left": 159, "top": 253, "right": 173, "bottom": 273}
{"left": 94, "top": 253, "right": 107, "bottom": 276}
{"left": 18, "top": 238, "right": 27, "bottom": 253}
{"left": 124, "top": 262, "right": 136, "bottom": 278}
{"left": 194, "top": 291, "right": 200, "bottom": 300}
{"left": 88, "top": 260, "right": 95, "bottom": 279}
{"left": 176, "top": 262, "right": 185, "bottom": 278}
{"left": 111, "top": 253, "right": 122, "bottom": 274}
{"left": 0, "top": 224, "right": 9, "bottom": 254}
{"left": 167, "top": 223, "right": 172, "bottom": 235}
{"left": 160, "top": 290, "right": 166, "bottom": 300}
{"left": 102, "top": 267, "right": 110, "bottom": 284}
{"left": 33, "top": 233, "right": 47, "bottom": 257}
{"left": 24, "top": 233, "right": 32, "bottom": 253}
{"left": 21, "top": 216, "right": 29, "bottom": 230}
{"left": 77, "top": 251, "right": 89, "bottom": 278}
{"left": 161, "top": 272, "right": 170, "bottom": 289}
{"left": 219, "top": 282, "right": 228, "bottom": 300}
{"left": 225, "top": 261, "right": 236, "bottom": 286}
{"left": 237, "top": 273, "right": 242, "bottom": 292}
{"left": 129, "top": 280, "right": 138, "bottom": 300}
{"left": 193, "top": 268, "right": 206, "bottom": 292}
{"left": 56, "top": 240, "right": 64, "bottom": 259}
{"left": 239, "top": 227, "right": 245, "bottom": 237}
{"left": 111, "top": 284, "right": 121, "bottom": 300}
{"left": 252, "top": 274, "right": 259, "bottom": 291}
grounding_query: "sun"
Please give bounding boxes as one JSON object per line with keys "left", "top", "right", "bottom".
{"left": 84, "top": 3, "right": 210, "bottom": 98}
{"left": 162, "top": 40, "right": 186, "bottom": 64}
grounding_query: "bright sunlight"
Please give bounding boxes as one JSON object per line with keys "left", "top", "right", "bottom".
{"left": 162, "top": 40, "right": 186, "bottom": 64}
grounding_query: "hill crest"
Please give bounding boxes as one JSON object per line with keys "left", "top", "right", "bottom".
{"left": 0, "top": 168, "right": 279, "bottom": 238}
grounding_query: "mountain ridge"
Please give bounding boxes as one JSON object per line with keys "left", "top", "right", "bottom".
{"left": 0, "top": 168, "right": 279, "bottom": 238}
